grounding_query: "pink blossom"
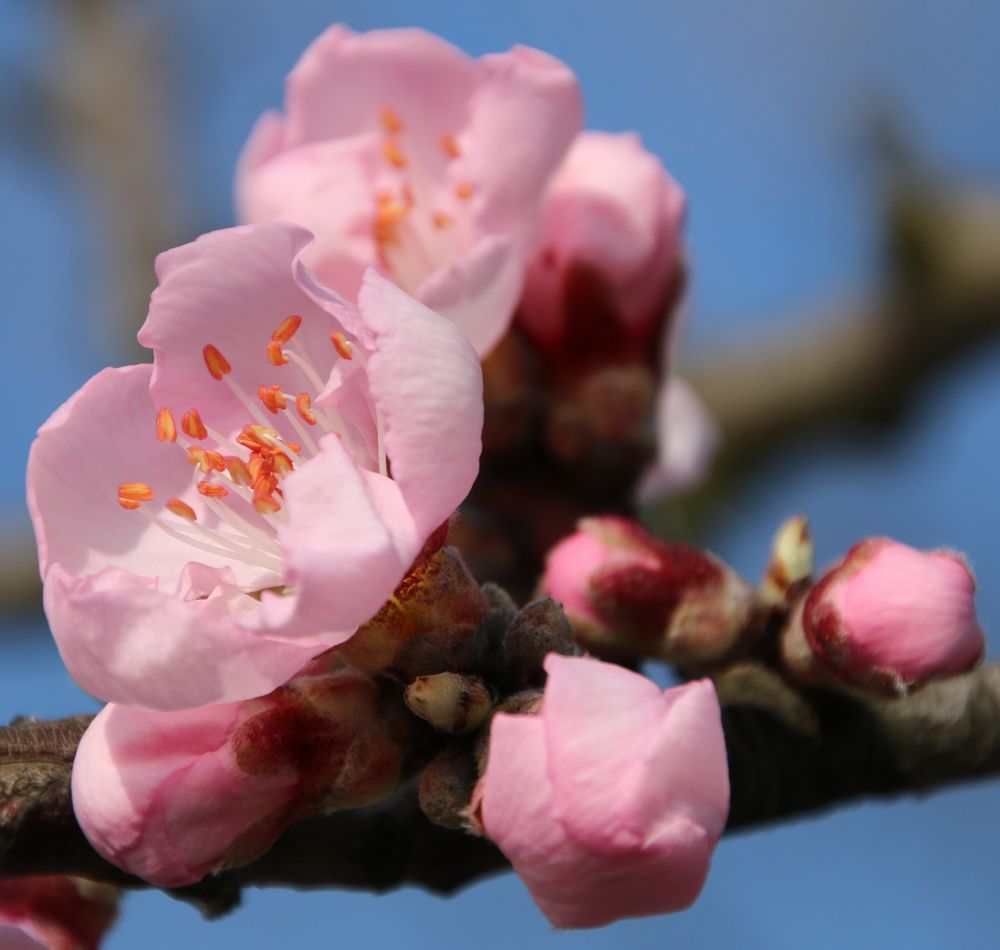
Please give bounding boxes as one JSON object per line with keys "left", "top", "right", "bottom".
{"left": 0, "top": 876, "right": 117, "bottom": 950}
{"left": 480, "top": 654, "right": 729, "bottom": 928}
{"left": 27, "top": 222, "right": 482, "bottom": 710}
{"left": 236, "top": 25, "right": 583, "bottom": 357}
{"left": 72, "top": 670, "right": 402, "bottom": 887}
{"left": 787, "top": 537, "right": 985, "bottom": 693}
{"left": 542, "top": 517, "right": 756, "bottom": 663}
{"left": 517, "top": 131, "right": 686, "bottom": 362}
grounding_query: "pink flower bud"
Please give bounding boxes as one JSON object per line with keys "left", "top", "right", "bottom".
{"left": 542, "top": 516, "right": 758, "bottom": 664}
{"left": 72, "top": 671, "right": 402, "bottom": 886}
{"left": 784, "top": 538, "right": 985, "bottom": 693}
{"left": 0, "top": 877, "right": 117, "bottom": 950}
{"left": 480, "top": 654, "right": 729, "bottom": 928}
{"left": 518, "top": 131, "right": 686, "bottom": 364}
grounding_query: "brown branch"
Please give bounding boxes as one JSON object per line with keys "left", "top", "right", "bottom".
{"left": 2, "top": 663, "right": 999, "bottom": 917}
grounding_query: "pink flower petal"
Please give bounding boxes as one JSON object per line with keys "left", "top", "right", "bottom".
{"left": 27, "top": 364, "right": 268, "bottom": 590}
{"left": 44, "top": 563, "right": 323, "bottom": 709}
{"left": 357, "top": 269, "right": 483, "bottom": 537}
{"left": 417, "top": 235, "right": 523, "bottom": 357}
{"left": 464, "top": 46, "right": 583, "bottom": 251}
{"left": 256, "top": 433, "right": 418, "bottom": 638}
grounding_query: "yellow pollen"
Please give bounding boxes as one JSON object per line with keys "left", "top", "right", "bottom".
{"left": 441, "top": 134, "right": 460, "bottom": 159}
{"left": 197, "top": 480, "right": 229, "bottom": 499}
{"left": 257, "top": 385, "right": 287, "bottom": 414}
{"left": 166, "top": 498, "right": 197, "bottom": 522}
{"left": 296, "top": 393, "right": 317, "bottom": 425}
{"left": 432, "top": 211, "right": 454, "bottom": 230}
{"left": 118, "top": 482, "right": 154, "bottom": 509}
{"left": 203, "top": 344, "right": 231, "bottom": 380}
{"left": 271, "top": 315, "right": 302, "bottom": 345}
{"left": 187, "top": 447, "right": 226, "bottom": 474}
{"left": 383, "top": 139, "right": 408, "bottom": 168}
{"left": 330, "top": 331, "right": 354, "bottom": 360}
{"left": 455, "top": 181, "right": 473, "bottom": 201}
{"left": 266, "top": 340, "right": 289, "bottom": 367}
{"left": 155, "top": 408, "right": 177, "bottom": 443}
{"left": 225, "top": 456, "right": 252, "bottom": 487}
{"left": 181, "top": 409, "right": 208, "bottom": 441}
{"left": 379, "top": 107, "right": 403, "bottom": 134}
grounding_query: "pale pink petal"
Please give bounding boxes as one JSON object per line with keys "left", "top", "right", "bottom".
{"left": 44, "top": 563, "right": 322, "bottom": 709}
{"left": 283, "top": 25, "right": 477, "bottom": 167}
{"left": 638, "top": 376, "right": 720, "bottom": 502}
{"left": 256, "top": 433, "right": 417, "bottom": 638}
{"left": 464, "top": 46, "right": 583, "bottom": 250}
{"left": 72, "top": 702, "right": 297, "bottom": 887}
{"left": 234, "top": 110, "right": 288, "bottom": 197}
{"left": 542, "top": 530, "right": 614, "bottom": 627}
{"left": 416, "top": 235, "right": 523, "bottom": 358}
{"left": 27, "top": 364, "right": 267, "bottom": 589}
{"left": 237, "top": 135, "right": 381, "bottom": 301}
{"left": 357, "top": 270, "right": 483, "bottom": 536}
{"left": 138, "top": 222, "right": 351, "bottom": 445}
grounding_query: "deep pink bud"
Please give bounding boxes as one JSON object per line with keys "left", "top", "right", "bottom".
{"left": 480, "top": 654, "right": 729, "bottom": 928}
{"left": 0, "top": 877, "right": 117, "bottom": 950}
{"left": 542, "top": 516, "right": 758, "bottom": 664}
{"left": 784, "top": 537, "right": 985, "bottom": 694}
{"left": 518, "top": 131, "right": 685, "bottom": 365}
{"left": 71, "top": 670, "right": 402, "bottom": 886}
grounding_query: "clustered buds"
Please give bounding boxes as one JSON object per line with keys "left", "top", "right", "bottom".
{"left": 781, "top": 537, "right": 985, "bottom": 694}
{"left": 542, "top": 516, "right": 760, "bottom": 665}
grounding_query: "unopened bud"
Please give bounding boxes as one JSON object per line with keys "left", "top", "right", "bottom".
{"left": 781, "top": 537, "right": 985, "bottom": 695}
{"left": 418, "top": 742, "right": 481, "bottom": 831}
{"left": 405, "top": 673, "right": 493, "bottom": 734}
{"left": 542, "top": 516, "right": 759, "bottom": 665}
{"left": 762, "top": 515, "right": 815, "bottom": 606}
{"left": 0, "top": 876, "right": 118, "bottom": 950}
{"left": 501, "top": 596, "right": 576, "bottom": 689}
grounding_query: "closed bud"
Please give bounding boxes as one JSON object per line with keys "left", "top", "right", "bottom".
{"left": 405, "top": 673, "right": 493, "bottom": 734}
{"left": 761, "top": 515, "right": 815, "bottom": 606}
{"left": 72, "top": 670, "right": 403, "bottom": 887}
{"left": 418, "top": 742, "right": 481, "bottom": 831}
{"left": 542, "top": 516, "right": 759, "bottom": 664}
{"left": 781, "top": 537, "right": 985, "bottom": 694}
{"left": 501, "top": 596, "right": 576, "bottom": 689}
{"left": 339, "top": 545, "right": 487, "bottom": 675}
{"left": 0, "top": 877, "right": 118, "bottom": 950}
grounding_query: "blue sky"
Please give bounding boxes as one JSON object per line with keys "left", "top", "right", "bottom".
{"left": 1, "top": 1, "right": 999, "bottom": 946}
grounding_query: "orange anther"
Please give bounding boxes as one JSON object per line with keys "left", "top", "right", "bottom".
{"left": 155, "top": 408, "right": 177, "bottom": 443}
{"left": 379, "top": 107, "right": 403, "bottom": 134}
{"left": 187, "top": 447, "right": 226, "bottom": 474}
{"left": 374, "top": 199, "right": 407, "bottom": 247}
{"left": 197, "top": 480, "right": 229, "bottom": 499}
{"left": 271, "top": 315, "right": 302, "bottom": 345}
{"left": 118, "top": 482, "right": 154, "bottom": 507}
{"left": 253, "top": 494, "right": 282, "bottom": 515}
{"left": 236, "top": 424, "right": 280, "bottom": 452}
{"left": 203, "top": 344, "right": 231, "bottom": 380}
{"left": 440, "top": 134, "right": 460, "bottom": 159}
{"left": 166, "top": 498, "right": 197, "bottom": 522}
{"left": 331, "top": 331, "right": 354, "bottom": 360}
{"left": 181, "top": 409, "right": 208, "bottom": 441}
{"left": 455, "top": 181, "right": 473, "bottom": 201}
{"left": 257, "top": 384, "right": 287, "bottom": 414}
{"left": 432, "top": 211, "right": 454, "bottom": 230}
{"left": 266, "top": 340, "right": 289, "bottom": 367}
{"left": 271, "top": 452, "right": 294, "bottom": 475}
{"left": 224, "top": 456, "right": 252, "bottom": 487}
{"left": 382, "top": 139, "right": 407, "bottom": 168}
{"left": 286, "top": 442, "right": 301, "bottom": 454}
{"left": 295, "top": 393, "right": 317, "bottom": 425}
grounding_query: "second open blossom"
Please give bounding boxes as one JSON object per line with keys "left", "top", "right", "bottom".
{"left": 28, "top": 222, "right": 483, "bottom": 711}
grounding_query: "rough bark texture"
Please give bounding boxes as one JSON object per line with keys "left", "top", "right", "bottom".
{"left": 1, "top": 663, "right": 998, "bottom": 917}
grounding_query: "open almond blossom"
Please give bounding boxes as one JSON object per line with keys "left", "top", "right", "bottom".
{"left": 236, "top": 25, "right": 583, "bottom": 357}
{"left": 27, "top": 221, "right": 483, "bottom": 711}
{"left": 479, "top": 654, "right": 729, "bottom": 928}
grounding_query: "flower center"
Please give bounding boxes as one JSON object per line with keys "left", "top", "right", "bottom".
{"left": 118, "top": 316, "right": 383, "bottom": 578}
{"left": 371, "top": 106, "right": 474, "bottom": 294}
